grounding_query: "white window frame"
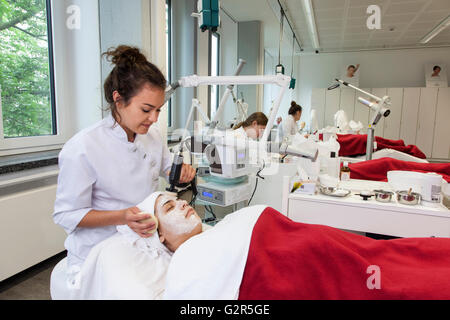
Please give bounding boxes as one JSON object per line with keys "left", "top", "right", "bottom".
{"left": 0, "top": 0, "right": 69, "bottom": 157}
{"left": 166, "top": 0, "right": 173, "bottom": 130}
{"left": 0, "top": 0, "right": 102, "bottom": 157}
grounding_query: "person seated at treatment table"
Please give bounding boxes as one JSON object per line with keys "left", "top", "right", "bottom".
{"left": 280, "top": 101, "right": 305, "bottom": 138}
{"left": 232, "top": 112, "right": 268, "bottom": 140}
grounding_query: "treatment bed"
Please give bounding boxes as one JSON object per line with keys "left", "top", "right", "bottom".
{"left": 348, "top": 157, "right": 450, "bottom": 182}
{"left": 51, "top": 205, "right": 450, "bottom": 300}
{"left": 318, "top": 133, "right": 427, "bottom": 159}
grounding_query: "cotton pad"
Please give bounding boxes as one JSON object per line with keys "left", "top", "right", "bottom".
{"left": 138, "top": 212, "right": 159, "bottom": 234}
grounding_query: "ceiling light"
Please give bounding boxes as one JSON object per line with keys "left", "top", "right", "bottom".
{"left": 301, "top": 0, "right": 320, "bottom": 49}
{"left": 419, "top": 15, "right": 450, "bottom": 44}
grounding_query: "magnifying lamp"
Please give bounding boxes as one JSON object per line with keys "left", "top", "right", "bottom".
{"left": 327, "top": 79, "right": 391, "bottom": 160}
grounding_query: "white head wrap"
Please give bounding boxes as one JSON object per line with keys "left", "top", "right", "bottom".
{"left": 136, "top": 191, "right": 164, "bottom": 214}
{"left": 117, "top": 191, "right": 172, "bottom": 258}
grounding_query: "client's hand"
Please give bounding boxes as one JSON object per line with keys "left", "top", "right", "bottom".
{"left": 124, "top": 207, "right": 156, "bottom": 238}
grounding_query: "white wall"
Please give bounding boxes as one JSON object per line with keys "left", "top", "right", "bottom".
{"left": 217, "top": 9, "right": 238, "bottom": 127}
{"left": 171, "top": 0, "right": 197, "bottom": 132}
{"left": 237, "top": 21, "right": 262, "bottom": 116}
{"left": 99, "top": 0, "right": 143, "bottom": 111}
{"left": 98, "top": 0, "right": 168, "bottom": 140}
{"left": 262, "top": 52, "right": 297, "bottom": 125}
{"left": 149, "top": 0, "right": 168, "bottom": 141}
{"left": 297, "top": 47, "right": 450, "bottom": 127}
{"left": 53, "top": 0, "right": 103, "bottom": 140}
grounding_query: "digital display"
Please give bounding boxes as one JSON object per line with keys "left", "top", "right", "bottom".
{"left": 202, "top": 191, "right": 214, "bottom": 198}
{"left": 237, "top": 153, "right": 245, "bottom": 159}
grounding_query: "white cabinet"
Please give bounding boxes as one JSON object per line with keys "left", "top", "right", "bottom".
{"left": 353, "top": 88, "right": 371, "bottom": 130}
{"left": 432, "top": 88, "right": 450, "bottom": 159}
{"left": 400, "top": 88, "right": 420, "bottom": 146}
{"left": 416, "top": 88, "right": 438, "bottom": 158}
{"left": 370, "top": 88, "right": 387, "bottom": 138}
{"left": 384, "top": 88, "right": 403, "bottom": 140}
{"left": 325, "top": 88, "right": 340, "bottom": 127}
{"left": 339, "top": 88, "right": 356, "bottom": 122}
{"left": 310, "top": 86, "right": 449, "bottom": 161}
{"left": 310, "top": 88, "right": 326, "bottom": 129}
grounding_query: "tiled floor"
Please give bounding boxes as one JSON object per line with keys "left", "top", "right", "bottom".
{"left": 0, "top": 251, "right": 66, "bottom": 300}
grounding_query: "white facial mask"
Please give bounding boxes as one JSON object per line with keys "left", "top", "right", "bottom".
{"left": 157, "top": 195, "right": 201, "bottom": 235}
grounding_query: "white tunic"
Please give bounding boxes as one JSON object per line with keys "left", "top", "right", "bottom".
{"left": 53, "top": 115, "right": 172, "bottom": 269}
{"left": 233, "top": 126, "right": 248, "bottom": 139}
{"left": 282, "top": 114, "right": 299, "bottom": 137}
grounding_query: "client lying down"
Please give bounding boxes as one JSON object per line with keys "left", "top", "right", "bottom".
{"left": 69, "top": 192, "right": 450, "bottom": 300}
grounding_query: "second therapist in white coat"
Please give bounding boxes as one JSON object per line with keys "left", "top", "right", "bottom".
{"left": 281, "top": 101, "right": 303, "bottom": 137}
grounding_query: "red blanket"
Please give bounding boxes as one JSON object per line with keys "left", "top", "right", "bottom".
{"left": 320, "top": 134, "right": 427, "bottom": 159}
{"left": 349, "top": 157, "right": 450, "bottom": 182}
{"left": 239, "top": 207, "right": 450, "bottom": 300}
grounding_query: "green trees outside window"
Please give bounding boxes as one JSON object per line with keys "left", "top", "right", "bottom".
{"left": 0, "top": 0, "right": 54, "bottom": 138}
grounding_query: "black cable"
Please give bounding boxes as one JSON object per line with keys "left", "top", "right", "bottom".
{"left": 247, "top": 178, "right": 258, "bottom": 206}
{"left": 277, "top": 0, "right": 302, "bottom": 51}
{"left": 291, "top": 35, "right": 295, "bottom": 77}
{"left": 248, "top": 160, "right": 265, "bottom": 206}
{"left": 189, "top": 169, "right": 198, "bottom": 206}
{"left": 189, "top": 194, "right": 197, "bottom": 207}
{"left": 203, "top": 204, "right": 217, "bottom": 223}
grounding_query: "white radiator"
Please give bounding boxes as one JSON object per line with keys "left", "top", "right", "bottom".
{"left": 0, "top": 183, "right": 66, "bottom": 281}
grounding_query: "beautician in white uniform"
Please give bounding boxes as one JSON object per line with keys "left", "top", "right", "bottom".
{"left": 232, "top": 112, "right": 268, "bottom": 140}
{"left": 53, "top": 46, "right": 195, "bottom": 272}
{"left": 281, "top": 101, "right": 303, "bottom": 137}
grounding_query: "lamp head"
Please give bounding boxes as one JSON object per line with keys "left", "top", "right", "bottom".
{"left": 327, "top": 83, "right": 340, "bottom": 90}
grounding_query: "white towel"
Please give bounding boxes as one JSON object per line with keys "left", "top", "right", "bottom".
{"left": 164, "top": 205, "right": 267, "bottom": 300}
{"left": 116, "top": 191, "right": 172, "bottom": 259}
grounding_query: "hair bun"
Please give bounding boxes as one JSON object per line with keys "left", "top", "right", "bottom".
{"left": 104, "top": 45, "right": 147, "bottom": 67}
{"left": 291, "top": 101, "right": 297, "bottom": 107}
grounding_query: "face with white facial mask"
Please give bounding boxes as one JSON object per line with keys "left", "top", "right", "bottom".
{"left": 154, "top": 194, "right": 202, "bottom": 252}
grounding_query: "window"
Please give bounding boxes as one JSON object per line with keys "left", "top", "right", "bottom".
{"left": 0, "top": 0, "right": 56, "bottom": 139}
{"left": 209, "top": 32, "right": 220, "bottom": 119}
{"left": 165, "top": 0, "right": 172, "bottom": 127}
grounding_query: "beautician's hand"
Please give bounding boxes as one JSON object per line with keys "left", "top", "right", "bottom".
{"left": 123, "top": 206, "right": 156, "bottom": 238}
{"left": 178, "top": 163, "right": 196, "bottom": 184}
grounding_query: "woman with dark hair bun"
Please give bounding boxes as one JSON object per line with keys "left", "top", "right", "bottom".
{"left": 282, "top": 101, "right": 303, "bottom": 137}
{"left": 53, "top": 45, "right": 196, "bottom": 273}
{"left": 232, "top": 112, "right": 268, "bottom": 140}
